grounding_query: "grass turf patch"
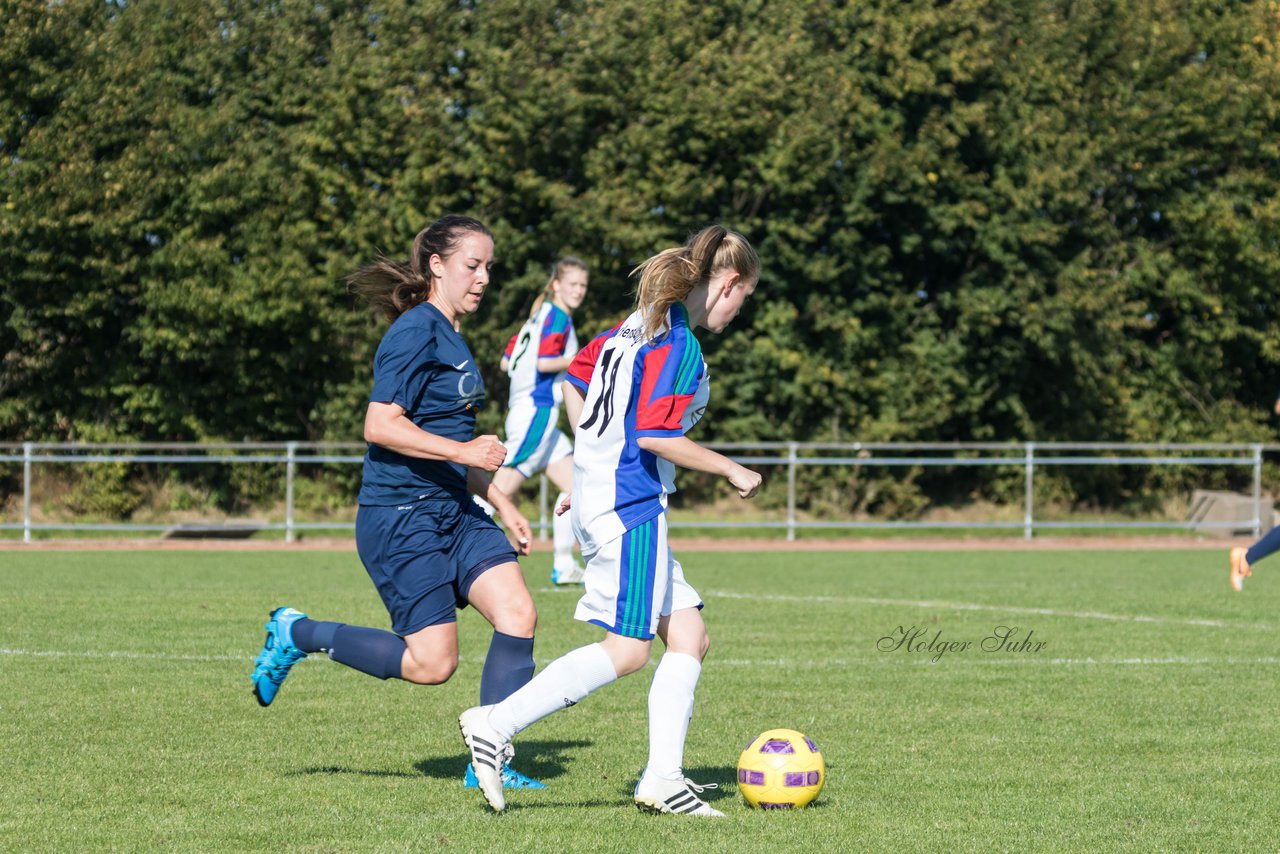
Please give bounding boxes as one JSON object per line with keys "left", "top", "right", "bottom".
{"left": 1, "top": 547, "right": 1275, "bottom": 851}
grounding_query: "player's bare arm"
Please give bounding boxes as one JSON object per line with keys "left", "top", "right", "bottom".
{"left": 536, "top": 354, "right": 574, "bottom": 373}
{"left": 636, "top": 435, "right": 762, "bottom": 499}
{"left": 467, "top": 467, "right": 533, "bottom": 554}
{"left": 562, "top": 380, "right": 586, "bottom": 435}
{"left": 365, "top": 401, "right": 507, "bottom": 470}
{"left": 551, "top": 381, "right": 586, "bottom": 517}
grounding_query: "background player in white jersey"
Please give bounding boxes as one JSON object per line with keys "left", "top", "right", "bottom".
{"left": 460, "top": 225, "right": 763, "bottom": 816}
{"left": 493, "top": 257, "right": 589, "bottom": 583}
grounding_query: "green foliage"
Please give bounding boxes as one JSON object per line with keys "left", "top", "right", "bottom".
{"left": 153, "top": 472, "right": 212, "bottom": 514}
{"left": 4, "top": 0, "right": 1280, "bottom": 511}
{"left": 291, "top": 465, "right": 362, "bottom": 516}
{"left": 62, "top": 462, "right": 143, "bottom": 519}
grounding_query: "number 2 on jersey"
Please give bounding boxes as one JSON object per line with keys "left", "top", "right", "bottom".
{"left": 509, "top": 329, "right": 533, "bottom": 374}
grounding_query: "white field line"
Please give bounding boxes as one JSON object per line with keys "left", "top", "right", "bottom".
{"left": 700, "top": 589, "right": 1260, "bottom": 630}
{"left": 712, "top": 656, "right": 1280, "bottom": 667}
{"left": 2, "top": 647, "right": 1277, "bottom": 668}
{"left": 920, "top": 656, "right": 1280, "bottom": 666}
{"left": 0, "top": 648, "right": 475, "bottom": 665}
{"left": 0, "top": 647, "right": 246, "bottom": 662}
{"left": 0, "top": 587, "right": 1262, "bottom": 667}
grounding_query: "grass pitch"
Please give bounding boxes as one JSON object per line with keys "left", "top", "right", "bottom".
{"left": 1, "top": 546, "right": 1275, "bottom": 852}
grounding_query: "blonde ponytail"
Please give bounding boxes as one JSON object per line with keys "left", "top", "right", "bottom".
{"left": 632, "top": 225, "right": 758, "bottom": 339}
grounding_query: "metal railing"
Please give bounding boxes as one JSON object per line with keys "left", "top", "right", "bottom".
{"left": 0, "top": 441, "right": 1272, "bottom": 543}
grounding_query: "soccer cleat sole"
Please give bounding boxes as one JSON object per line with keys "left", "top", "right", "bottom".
{"left": 634, "top": 793, "right": 724, "bottom": 817}
{"left": 634, "top": 798, "right": 724, "bottom": 818}
{"left": 251, "top": 620, "right": 279, "bottom": 707}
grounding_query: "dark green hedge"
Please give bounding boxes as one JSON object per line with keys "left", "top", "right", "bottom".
{"left": 4, "top": 0, "right": 1279, "bottom": 458}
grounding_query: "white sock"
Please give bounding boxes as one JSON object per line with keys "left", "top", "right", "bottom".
{"left": 645, "top": 652, "right": 702, "bottom": 781}
{"left": 488, "top": 643, "right": 617, "bottom": 739}
{"left": 553, "top": 492, "right": 575, "bottom": 567}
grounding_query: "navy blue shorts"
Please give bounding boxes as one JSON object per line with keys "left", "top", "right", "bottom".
{"left": 355, "top": 496, "right": 518, "bottom": 636}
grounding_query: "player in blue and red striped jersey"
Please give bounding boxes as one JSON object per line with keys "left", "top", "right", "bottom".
{"left": 459, "top": 225, "right": 763, "bottom": 816}
{"left": 491, "top": 258, "right": 589, "bottom": 584}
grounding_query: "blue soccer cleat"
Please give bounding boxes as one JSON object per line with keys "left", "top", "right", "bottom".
{"left": 551, "top": 561, "right": 585, "bottom": 585}
{"left": 251, "top": 607, "right": 308, "bottom": 707}
{"left": 464, "top": 762, "right": 547, "bottom": 790}
{"left": 499, "top": 764, "right": 547, "bottom": 789}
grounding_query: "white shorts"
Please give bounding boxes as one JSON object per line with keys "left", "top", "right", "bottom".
{"left": 502, "top": 404, "right": 572, "bottom": 479}
{"left": 573, "top": 513, "right": 702, "bottom": 639}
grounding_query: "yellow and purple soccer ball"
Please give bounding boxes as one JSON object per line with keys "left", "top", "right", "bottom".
{"left": 736, "top": 728, "right": 825, "bottom": 809}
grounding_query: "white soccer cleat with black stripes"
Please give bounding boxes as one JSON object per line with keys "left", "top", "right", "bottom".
{"left": 458, "top": 706, "right": 509, "bottom": 811}
{"left": 634, "top": 773, "right": 724, "bottom": 817}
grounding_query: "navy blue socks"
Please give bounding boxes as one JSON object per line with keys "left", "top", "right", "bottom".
{"left": 1247, "top": 525, "right": 1280, "bottom": 567}
{"left": 290, "top": 618, "right": 338, "bottom": 654}
{"left": 291, "top": 618, "right": 405, "bottom": 680}
{"left": 480, "top": 631, "right": 536, "bottom": 704}
{"left": 290, "top": 620, "right": 532, "bottom": 688}
{"left": 329, "top": 625, "right": 406, "bottom": 680}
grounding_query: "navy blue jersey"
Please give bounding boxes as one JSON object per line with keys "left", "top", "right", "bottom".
{"left": 358, "top": 302, "right": 486, "bottom": 505}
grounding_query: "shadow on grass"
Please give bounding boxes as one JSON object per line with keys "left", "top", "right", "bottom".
{"left": 290, "top": 739, "right": 591, "bottom": 784}
{"left": 414, "top": 738, "right": 594, "bottom": 784}
{"left": 294, "top": 766, "right": 423, "bottom": 779}
{"left": 490, "top": 761, "right": 745, "bottom": 813}
{"left": 661, "top": 764, "right": 738, "bottom": 805}
{"left": 292, "top": 750, "right": 761, "bottom": 813}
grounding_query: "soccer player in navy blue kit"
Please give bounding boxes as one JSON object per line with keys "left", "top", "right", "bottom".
{"left": 1230, "top": 530, "right": 1280, "bottom": 591}
{"left": 1229, "top": 395, "right": 1280, "bottom": 589}
{"left": 250, "top": 215, "right": 545, "bottom": 788}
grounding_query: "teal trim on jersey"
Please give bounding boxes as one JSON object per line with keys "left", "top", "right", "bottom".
{"left": 623, "top": 524, "right": 640, "bottom": 634}
{"left": 545, "top": 303, "right": 570, "bottom": 335}
{"left": 620, "top": 519, "right": 656, "bottom": 636}
{"left": 673, "top": 331, "right": 703, "bottom": 396}
{"left": 664, "top": 303, "right": 702, "bottom": 397}
{"left": 510, "top": 406, "right": 552, "bottom": 466}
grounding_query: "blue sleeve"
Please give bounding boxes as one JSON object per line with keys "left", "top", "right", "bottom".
{"left": 369, "top": 321, "right": 437, "bottom": 408}
{"left": 537, "top": 306, "right": 571, "bottom": 362}
{"left": 634, "top": 326, "right": 704, "bottom": 438}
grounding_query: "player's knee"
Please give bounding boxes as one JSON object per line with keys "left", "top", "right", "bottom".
{"left": 612, "top": 644, "right": 652, "bottom": 676}
{"left": 671, "top": 632, "right": 709, "bottom": 663}
{"left": 401, "top": 654, "right": 457, "bottom": 685}
{"left": 495, "top": 597, "right": 537, "bottom": 637}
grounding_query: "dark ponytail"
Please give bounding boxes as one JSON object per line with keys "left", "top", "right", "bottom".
{"left": 348, "top": 215, "right": 493, "bottom": 322}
